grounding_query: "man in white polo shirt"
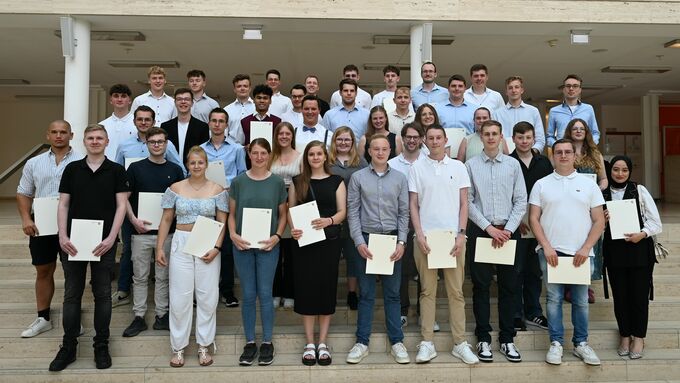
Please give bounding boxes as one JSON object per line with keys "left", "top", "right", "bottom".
{"left": 130, "top": 66, "right": 176, "bottom": 127}
{"left": 528, "top": 138, "right": 605, "bottom": 366}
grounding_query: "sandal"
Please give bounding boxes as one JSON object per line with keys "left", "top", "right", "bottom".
{"left": 317, "top": 343, "right": 332, "bottom": 366}
{"left": 170, "top": 349, "right": 185, "bottom": 367}
{"left": 198, "top": 345, "right": 214, "bottom": 366}
{"left": 302, "top": 343, "right": 316, "bottom": 366}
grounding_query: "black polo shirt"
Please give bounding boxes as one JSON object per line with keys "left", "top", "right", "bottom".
{"left": 127, "top": 158, "right": 185, "bottom": 235}
{"left": 59, "top": 157, "right": 130, "bottom": 238}
{"left": 510, "top": 150, "right": 553, "bottom": 196}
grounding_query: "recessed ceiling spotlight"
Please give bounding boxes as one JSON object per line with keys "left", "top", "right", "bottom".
{"left": 570, "top": 30, "right": 591, "bottom": 44}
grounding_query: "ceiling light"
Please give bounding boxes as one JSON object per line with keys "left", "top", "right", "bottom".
{"left": 601, "top": 66, "right": 671, "bottom": 74}
{"left": 372, "top": 35, "right": 454, "bottom": 45}
{"left": 664, "top": 39, "right": 680, "bottom": 48}
{"left": 54, "top": 30, "right": 146, "bottom": 41}
{"left": 570, "top": 30, "right": 591, "bottom": 45}
{"left": 243, "top": 25, "right": 262, "bottom": 40}
{"left": 109, "top": 60, "right": 180, "bottom": 68}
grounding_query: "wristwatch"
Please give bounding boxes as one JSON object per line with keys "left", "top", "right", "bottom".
{"left": 397, "top": 240, "right": 406, "bottom": 246}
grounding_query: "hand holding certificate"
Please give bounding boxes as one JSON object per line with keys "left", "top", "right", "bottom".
{"left": 366, "top": 234, "right": 396, "bottom": 275}
{"left": 33, "top": 196, "right": 59, "bottom": 236}
{"left": 184, "top": 216, "right": 225, "bottom": 257}
{"left": 69, "top": 219, "right": 104, "bottom": 261}
{"left": 606, "top": 199, "right": 641, "bottom": 240}
{"left": 474, "top": 238, "right": 517, "bottom": 265}
{"left": 137, "top": 192, "right": 164, "bottom": 230}
{"left": 241, "top": 208, "right": 272, "bottom": 249}
{"left": 426, "top": 230, "right": 457, "bottom": 269}
{"left": 547, "top": 256, "right": 591, "bottom": 285}
{"left": 289, "top": 201, "right": 325, "bottom": 247}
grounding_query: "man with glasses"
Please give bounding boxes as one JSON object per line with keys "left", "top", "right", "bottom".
{"left": 121, "top": 127, "right": 185, "bottom": 337}
{"left": 529, "top": 139, "right": 605, "bottom": 366}
{"left": 161, "top": 88, "right": 210, "bottom": 165}
{"left": 411, "top": 62, "right": 449, "bottom": 109}
{"left": 546, "top": 74, "right": 600, "bottom": 148}
{"left": 281, "top": 84, "right": 307, "bottom": 130}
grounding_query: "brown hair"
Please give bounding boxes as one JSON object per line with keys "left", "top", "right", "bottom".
{"left": 563, "top": 118, "right": 602, "bottom": 172}
{"left": 269, "top": 122, "right": 296, "bottom": 167}
{"left": 293, "top": 141, "right": 331, "bottom": 202}
{"left": 366, "top": 106, "right": 389, "bottom": 137}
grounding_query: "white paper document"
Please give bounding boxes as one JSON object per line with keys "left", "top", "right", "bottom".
{"left": 241, "top": 208, "right": 272, "bottom": 249}
{"left": 547, "top": 256, "right": 591, "bottom": 285}
{"left": 250, "top": 121, "right": 273, "bottom": 145}
{"left": 474, "top": 238, "right": 517, "bottom": 265}
{"left": 125, "top": 157, "right": 145, "bottom": 170}
{"left": 69, "top": 219, "right": 104, "bottom": 262}
{"left": 520, "top": 214, "right": 534, "bottom": 239}
{"left": 427, "top": 230, "right": 457, "bottom": 269}
{"left": 206, "top": 161, "right": 228, "bottom": 188}
{"left": 183, "top": 216, "right": 224, "bottom": 257}
{"left": 33, "top": 196, "right": 59, "bottom": 236}
{"left": 366, "top": 234, "right": 396, "bottom": 275}
{"left": 137, "top": 192, "right": 164, "bottom": 230}
{"left": 289, "top": 201, "right": 325, "bottom": 247}
{"left": 445, "top": 128, "right": 467, "bottom": 158}
{"left": 606, "top": 199, "right": 641, "bottom": 240}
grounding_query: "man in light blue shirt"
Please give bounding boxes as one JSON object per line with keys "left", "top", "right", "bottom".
{"left": 494, "top": 76, "right": 546, "bottom": 152}
{"left": 411, "top": 62, "right": 449, "bottom": 109}
{"left": 223, "top": 74, "right": 255, "bottom": 145}
{"left": 547, "top": 74, "right": 599, "bottom": 147}
{"left": 322, "top": 78, "right": 369, "bottom": 140}
{"left": 435, "top": 75, "right": 479, "bottom": 134}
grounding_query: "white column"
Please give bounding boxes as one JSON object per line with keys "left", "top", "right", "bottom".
{"left": 641, "top": 94, "right": 660, "bottom": 198}
{"left": 62, "top": 17, "right": 90, "bottom": 154}
{"left": 410, "top": 23, "right": 432, "bottom": 89}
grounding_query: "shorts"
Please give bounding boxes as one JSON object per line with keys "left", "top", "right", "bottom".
{"left": 29, "top": 234, "right": 61, "bottom": 266}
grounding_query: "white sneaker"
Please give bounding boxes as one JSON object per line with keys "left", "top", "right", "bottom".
{"left": 475, "top": 341, "right": 493, "bottom": 362}
{"left": 283, "top": 298, "right": 294, "bottom": 309}
{"left": 400, "top": 316, "right": 408, "bottom": 328}
{"left": 415, "top": 341, "right": 437, "bottom": 363}
{"left": 272, "top": 297, "right": 281, "bottom": 308}
{"left": 391, "top": 342, "right": 410, "bottom": 364}
{"left": 21, "top": 317, "right": 52, "bottom": 338}
{"left": 433, "top": 321, "right": 440, "bottom": 332}
{"left": 500, "top": 342, "right": 522, "bottom": 363}
{"left": 573, "top": 342, "right": 601, "bottom": 366}
{"left": 346, "top": 343, "right": 369, "bottom": 364}
{"left": 546, "top": 341, "right": 563, "bottom": 365}
{"left": 452, "top": 341, "right": 480, "bottom": 365}
{"left": 111, "top": 291, "right": 130, "bottom": 308}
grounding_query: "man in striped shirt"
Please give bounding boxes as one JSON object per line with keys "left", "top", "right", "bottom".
{"left": 17, "top": 120, "right": 81, "bottom": 338}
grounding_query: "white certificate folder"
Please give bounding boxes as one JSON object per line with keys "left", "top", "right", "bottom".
{"left": 137, "top": 192, "right": 164, "bottom": 230}
{"left": 474, "top": 238, "right": 517, "bottom": 265}
{"left": 289, "top": 201, "right": 325, "bottom": 247}
{"left": 606, "top": 199, "right": 641, "bottom": 240}
{"left": 183, "top": 216, "right": 224, "bottom": 257}
{"left": 427, "top": 230, "right": 457, "bottom": 269}
{"left": 206, "top": 161, "right": 228, "bottom": 188}
{"left": 69, "top": 219, "right": 104, "bottom": 262}
{"left": 250, "top": 121, "right": 273, "bottom": 145}
{"left": 33, "top": 196, "right": 59, "bottom": 236}
{"left": 366, "top": 234, "right": 396, "bottom": 275}
{"left": 547, "top": 256, "right": 591, "bottom": 285}
{"left": 241, "top": 208, "right": 272, "bottom": 249}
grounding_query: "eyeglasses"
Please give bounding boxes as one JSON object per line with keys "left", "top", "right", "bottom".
{"left": 563, "top": 84, "right": 581, "bottom": 89}
{"left": 147, "top": 140, "right": 166, "bottom": 146}
{"left": 554, "top": 150, "right": 574, "bottom": 156}
{"left": 135, "top": 117, "right": 153, "bottom": 122}
{"left": 404, "top": 135, "right": 421, "bottom": 141}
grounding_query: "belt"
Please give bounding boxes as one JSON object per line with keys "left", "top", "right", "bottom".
{"left": 362, "top": 230, "right": 398, "bottom": 236}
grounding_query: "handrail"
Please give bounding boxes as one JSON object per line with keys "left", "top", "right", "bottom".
{"left": 0, "top": 143, "right": 50, "bottom": 185}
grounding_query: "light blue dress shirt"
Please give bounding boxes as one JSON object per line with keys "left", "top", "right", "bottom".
{"left": 494, "top": 101, "right": 546, "bottom": 152}
{"left": 114, "top": 135, "right": 184, "bottom": 174}
{"left": 435, "top": 100, "right": 479, "bottom": 134}
{"left": 200, "top": 139, "right": 247, "bottom": 186}
{"left": 321, "top": 105, "right": 370, "bottom": 140}
{"left": 411, "top": 83, "right": 449, "bottom": 109}
{"left": 547, "top": 101, "right": 599, "bottom": 146}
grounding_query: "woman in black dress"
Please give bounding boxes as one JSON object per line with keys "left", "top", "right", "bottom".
{"left": 288, "top": 140, "right": 346, "bottom": 366}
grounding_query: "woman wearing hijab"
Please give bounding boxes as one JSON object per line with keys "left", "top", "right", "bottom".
{"left": 602, "top": 155, "right": 662, "bottom": 360}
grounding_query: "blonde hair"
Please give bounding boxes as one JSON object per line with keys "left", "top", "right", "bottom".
{"left": 83, "top": 124, "right": 107, "bottom": 138}
{"left": 328, "top": 127, "right": 360, "bottom": 167}
{"left": 269, "top": 122, "right": 296, "bottom": 167}
{"left": 185, "top": 145, "right": 208, "bottom": 165}
{"left": 147, "top": 66, "right": 166, "bottom": 78}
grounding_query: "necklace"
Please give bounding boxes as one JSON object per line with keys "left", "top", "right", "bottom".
{"left": 188, "top": 179, "right": 208, "bottom": 191}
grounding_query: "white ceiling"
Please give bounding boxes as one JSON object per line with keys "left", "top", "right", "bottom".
{"left": 1, "top": 14, "right": 679, "bottom": 106}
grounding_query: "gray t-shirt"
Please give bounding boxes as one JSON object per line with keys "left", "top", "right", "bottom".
{"left": 229, "top": 173, "right": 287, "bottom": 236}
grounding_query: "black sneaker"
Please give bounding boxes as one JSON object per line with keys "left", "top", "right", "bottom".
{"left": 513, "top": 318, "right": 527, "bottom": 331}
{"left": 48, "top": 345, "right": 76, "bottom": 371}
{"left": 476, "top": 341, "right": 493, "bottom": 363}
{"left": 94, "top": 344, "right": 112, "bottom": 369}
{"left": 239, "top": 343, "right": 258, "bottom": 366}
{"left": 122, "top": 316, "right": 148, "bottom": 337}
{"left": 223, "top": 295, "right": 239, "bottom": 308}
{"left": 153, "top": 314, "right": 170, "bottom": 331}
{"left": 258, "top": 343, "right": 275, "bottom": 365}
{"left": 525, "top": 315, "right": 549, "bottom": 330}
{"left": 347, "top": 292, "right": 358, "bottom": 310}
{"left": 500, "top": 342, "right": 522, "bottom": 363}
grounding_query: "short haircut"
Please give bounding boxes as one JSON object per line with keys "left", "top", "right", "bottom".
{"left": 84, "top": 124, "right": 107, "bottom": 137}
{"left": 266, "top": 69, "right": 281, "bottom": 79}
{"left": 480, "top": 120, "right": 502, "bottom": 134}
{"left": 290, "top": 84, "right": 307, "bottom": 94}
{"left": 50, "top": 119, "right": 72, "bottom": 131}
{"left": 252, "top": 84, "right": 273, "bottom": 97}
{"left": 401, "top": 122, "right": 424, "bottom": 138}
{"left": 339, "top": 78, "right": 358, "bottom": 91}
{"left": 208, "top": 107, "right": 228, "bottom": 122}
{"left": 383, "top": 65, "right": 400, "bottom": 76}
{"left": 505, "top": 75, "right": 524, "bottom": 86}
{"left": 448, "top": 74, "right": 467, "bottom": 87}
{"left": 512, "top": 121, "right": 535, "bottom": 136}
{"left": 134, "top": 105, "right": 156, "bottom": 121}
{"left": 343, "top": 64, "right": 359, "bottom": 74}
{"left": 109, "top": 84, "right": 131, "bottom": 97}
{"left": 425, "top": 123, "right": 446, "bottom": 137}
{"left": 394, "top": 87, "right": 410, "bottom": 97}
{"left": 145, "top": 126, "right": 168, "bottom": 140}
{"left": 553, "top": 138, "right": 576, "bottom": 152}
{"left": 470, "top": 63, "right": 488, "bottom": 75}
{"left": 173, "top": 87, "right": 192, "bottom": 98}
{"left": 421, "top": 61, "right": 436, "bottom": 72}
{"left": 474, "top": 107, "right": 492, "bottom": 118}
{"left": 232, "top": 74, "right": 250, "bottom": 85}
{"left": 302, "top": 94, "right": 320, "bottom": 108}
{"left": 563, "top": 74, "right": 583, "bottom": 84}
{"left": 186, "top": 69, "right": 206, "bottom": 79}
{"left": 147, "top": 66, "right": 165, "bottom": 77}
{"left": 368, "top": 133, "right": 390, "bottom": 148}
{"left": 305, "top": 74, "right": 319, "bottom": 82}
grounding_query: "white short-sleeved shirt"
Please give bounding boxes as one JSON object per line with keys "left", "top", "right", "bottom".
{"left": 408, "top": 155, "right": 470, "bottom": 232}
{"left": 529, "top": 171, "right": 605, "bottom": 256}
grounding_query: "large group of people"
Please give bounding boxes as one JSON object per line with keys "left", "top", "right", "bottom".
{"left": 15, "top": 62, "right": 662, "bottom": 372}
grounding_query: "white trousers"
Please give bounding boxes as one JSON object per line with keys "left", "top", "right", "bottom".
{"left": 132, "top": 234, "right": 171, "bottom": 317}
{"left": 169, "top": 230, "right": 221, "bottom": 351}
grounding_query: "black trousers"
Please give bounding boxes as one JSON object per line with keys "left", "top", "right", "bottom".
{"left": 60, "top": 244, "right": 116, "bottom": 347}
{"left": 468, "top": 224, "right": 519, "bottom": 344}
{"left": 272, "top": 238, "right": 294, "bottom": 299}
{"left": 219, "top": 227, "right": 235, "bottom": 298}
{"left": 607, "top": 265, "right": 650, "bottom": 338}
